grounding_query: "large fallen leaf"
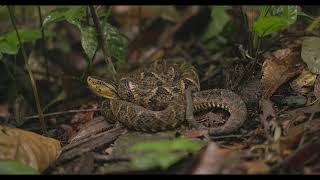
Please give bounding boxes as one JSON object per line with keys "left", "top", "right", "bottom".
{"left": 0, "top": 125, "right": 61, "bottom": 172}
{"left": 190, "top": 142, "right": 270, "bottom": 174}
{"left": 280, "top": 118, "right": 320, "bottom": 150}
{"left": 290, "top": 68, "right": 317, "bottom": 95}
{"left": 261, "top": 48, "right": 304, "bottom": 98}
{"left": 190, "top": 142, "right": 232, "bottom": 174}
{"left": 273, "top": 138, "right": 320, "bottom": 172}
{"left": 301, "top": 37, "right": 320, "bottom": 74}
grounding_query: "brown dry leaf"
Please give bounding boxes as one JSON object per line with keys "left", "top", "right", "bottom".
{"left": 261, "top": 48, "right": 304, "bottom": 98}
{"left": 280, "top": 123, "right": 305, "bottom": 150}
{"left": 280, "top": 119, "right": 320, "bottom": 151}
{"left": 259, "top": 99, "right": 276, "bottom": 124}
{"left": 181, "top": 129, "right": 208, "bottom": 138}
{"left": 191, "top": 142, "right": 234, "bottom": 174}
{"left": 0, "top": 125, "right": 61, "bottom": 172}
{"left": 242, "top": 161, "right": 270, "bottom": 174}
{"left": 290, "top": 68, "right": 317, "bottom": 95}
{"left": 259, "top": 99, "right": 278, "bottom": 141}
{"left": 276, "top": 138, "right": 320, "bottom": 172}
{"left": 314, "top": 75, "right": 320, "bottom": 99}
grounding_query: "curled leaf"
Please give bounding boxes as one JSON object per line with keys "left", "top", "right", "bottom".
{"left": 261, "top": 48, "right": 304, "bottom": 98}
{"left": 0, "top": 125, "right": 61, "bottom": 172}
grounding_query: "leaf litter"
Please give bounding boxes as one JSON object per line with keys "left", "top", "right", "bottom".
{"left": 1, "top": 6, "right": 320, "bottom": 175}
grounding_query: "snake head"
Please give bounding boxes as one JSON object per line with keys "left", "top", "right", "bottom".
{"left": 87, "top": 76, "right": 119, "bottom": 99}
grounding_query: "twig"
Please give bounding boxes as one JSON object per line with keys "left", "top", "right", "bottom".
{"left": 298, "top": 111, "right": 316, "bottom": 148}
{"left": 7, "top": 6, "right": 48, "bottom": 135}
{"left": 37, "top": 6, "right": 49, "bottom": 80}
{"left": 93, "top": 153, "right": 129, "bottom": 163}
{"left": 23, "top": 108, "right": 103, "bottom": 120}
{"left": 89, "top": 5, "right": 117, "bottom": 80}
{"left": 210, "top": 134, "right": 242, "bottom": 140}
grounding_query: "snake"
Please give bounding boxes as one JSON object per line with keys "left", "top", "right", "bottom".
{"left": 87, "top": 59, "right": 247, "bottom": 135}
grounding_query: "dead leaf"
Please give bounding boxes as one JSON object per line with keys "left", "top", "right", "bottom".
{"left": 242, "top": 161, "right": 270, "bottom": 174}
{"left": 0, "top": 125, "right": 61, "bottom": 172}
{"left": 190, "top": 142, "right": 233, "bottom": 174}
{"left": 301, "top": 36, "right": 320, "bottom": 74}
{"left": 104, "top": 147, "right": 113, "bottom": 155}
{"left": 280, "top": 122, "right": 305, "bottom": 150}
{"left": 259, "top": 99, "right": 277, "bottom": 141}
{"left": 314, "top": 75, "right": 320, "bottom": 99}
{"left": 259, "top": 99, "right": 276, "bottom": 123}
{"left": 261, "top": 48, "right": 304, "bottom": 98}
{"left": 181, "top": 129, "right": 208, "bottom": 138}
{"left": 290, "top": 68, "right": 317, "bottom": 95}
{"left": 274, "top": 138, "right": 320, "bottom": 172}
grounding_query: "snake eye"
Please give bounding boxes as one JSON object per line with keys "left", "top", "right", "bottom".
{"left": 87, "top": 76, "right": 119, "bottom": 99}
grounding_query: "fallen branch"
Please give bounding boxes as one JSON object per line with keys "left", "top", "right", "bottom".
{"left": 24, "top": 108, "right": 102, "bottom": 120}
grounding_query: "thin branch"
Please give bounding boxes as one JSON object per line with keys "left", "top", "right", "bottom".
{"left": 23, "top": 108, "right": 103, "bottom": 120}
{"left": 7, "top": 6, "right": 48, "bottom": 135}
{"left": 37, "top": 6, "right": 49, "bottom": 80}
{"left": 89, "top": 5, "right": 117, "bottom": 80}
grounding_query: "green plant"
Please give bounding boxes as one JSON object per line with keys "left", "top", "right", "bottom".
{"left": 1, "top": 6, "right": 55, "bottom": 135}
{"left": 43, "top": 6, "right": 128, "bottom": 79}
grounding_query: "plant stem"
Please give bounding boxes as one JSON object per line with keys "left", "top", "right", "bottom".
{"left": 240, "top": 6, "right": 252, "bottom": 55}
{"left": 306, "top": 16, "right": 320, "bottom": 33}
{"left": 7, "top": 6, "right": 48, "bottom": 135}
{"left": 37, "top": 6, "right": 49, "bottom": 80}
{"left": 89, "top": 5, "right": 117, "bottom": 80}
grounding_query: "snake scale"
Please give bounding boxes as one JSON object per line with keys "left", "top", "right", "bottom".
{"left": 87, "top": 59, "right": 247, "bottom": 135}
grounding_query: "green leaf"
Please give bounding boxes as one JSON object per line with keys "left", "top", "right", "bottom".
{"left": 268, "top": 6, "right": 297, "bottom": 24}
{"left": 131, "top": 152, "right": 186, "bottom": 170}
{"left": 43, "top": 7, "right": 70, "bottom": 27}
{"left": 0, "top": 39, "right": 18, "bottom": 55}
{"left": 0, "top": 28, "right": 54, "bottom": 55}
{"left": 129, "top": 137, "right": 202, "bottom": 170}
{"left": 253, "top": 6, "right": 298, "bottom": 37}
{"left": 64, "top": 6, "right": 86, "bottom": 28}
{"left": 43, "top": 6, "right": 86, "bottom": 28}
{"left": 130, "top": 137, "right": 201, "bottom": 153}
{"left": 202, "top": 6, "right": 231, "bottom": 41}
{"left": 301, "top": 37, "right": 320, "bottom": 74}
{"left": 81, "top": 26, "right": 98, "bottom": 61}
{"left": 101, "top": 21, "right": 128, "bottom": 64}
{"left": 253, "top": 16, "right": 289, "bottom": 37}
{"left": 0, "top": 160, "right": 40, "bottom": 174}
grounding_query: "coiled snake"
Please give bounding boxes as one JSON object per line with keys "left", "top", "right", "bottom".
{"left": 87, "top": 59, "right": 247, "bottom": 135}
